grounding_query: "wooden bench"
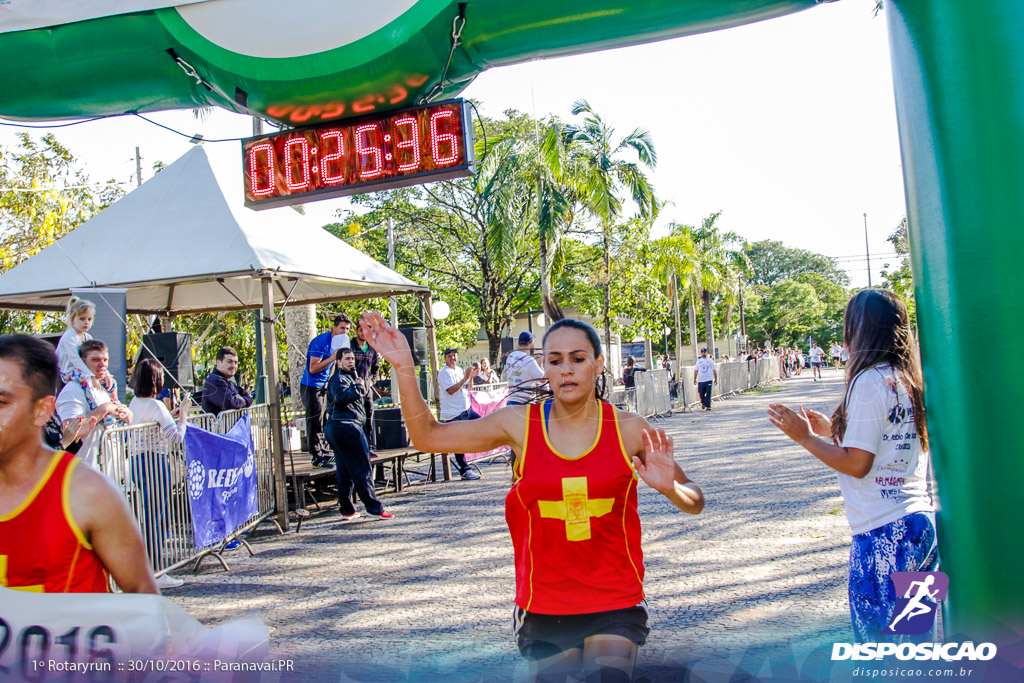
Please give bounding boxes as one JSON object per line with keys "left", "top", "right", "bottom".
{"left": 286, "top": 447, "right": 440, "bottom": 512}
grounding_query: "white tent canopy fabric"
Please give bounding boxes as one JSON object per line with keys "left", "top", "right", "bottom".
{"left": 0, "top": 146, "right": 427, "bottom": 314}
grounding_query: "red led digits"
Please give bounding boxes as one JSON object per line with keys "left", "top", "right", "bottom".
{"left": 429, "top": 109, "right": 460, "bottom": 165}
{"left": 393, "top": 115, "right": 421, "bottom": 172}
{"left": 284, "top": 137, "right": 311, "bottom": 191}
{"left": 355, "top": 124, "right": 384, "bottom": 179}
{"left": 243, "top": 100, "right": 472, "bottom": 208}
{"left": 248, "top": 142, "right": 275, "bottom": 197}
{"left": 319, "top": 130, "right": 346, "bottom": 185}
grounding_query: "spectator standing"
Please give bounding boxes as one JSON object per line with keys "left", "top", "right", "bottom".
{"left": 300, "top": 314, "right": 351, "bottom": 467}
{"left": 438, "top": 347, "right": 481, "bottom": 480}
{"left": 201, "top": 346, "right": 253, "bottom": 416}
{"left": 622, "top": 356, "right": 637, "bottom": 389}
{"left": 477, "top": 358, "right": 500, "bottom": 385}
{"left": 351, "top": 322, "right": 381, "bottom": 451}
{"left": 128, "top": 358, "right": 190, "bottom": 590}
{"left": 504, "top": 331, "right": 545, "bottom": 405}
{"left": 769, "top": 289, "right": 936, "bottom": 642}
{"left": 693, "top": 348, "right": 717, "bottom": 411}
{"left": 56, "top": 340, "right": 133, "bottom": 467}
{"left": 0, "top": 335, "right": 158, "bottom": 595}
{"left": 324, "top": 348, "right": 393, "bottom": 521}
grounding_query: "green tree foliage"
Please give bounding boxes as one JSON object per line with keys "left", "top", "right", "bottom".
{"left": 0, "top": 133, "right": 125, "bottom": 334}
{"left": 745, "top": 239, "right": 850, "bottom": 288}
{"left": 339, "top": 110, "right": 545, "bottom": 364}
{"left": 563, "top": 99, "right": 657, "bottom": 354}
{"left": 880, "top": 217, "right": 916, "bottom": 325}
{"left": 749, "top": 279, "right": 825, "bottom": 345}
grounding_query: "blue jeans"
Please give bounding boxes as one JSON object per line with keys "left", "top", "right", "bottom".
{"left": 324, "top": 420, "right": 383, "bottom": 515}
{"left": 441, "top": 409, "right": 480, "bottom": 473}
{"left": 697, "top": 381, "right": 713, "bottom": 409}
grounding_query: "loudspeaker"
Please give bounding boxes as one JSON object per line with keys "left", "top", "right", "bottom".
{"left": 399, "top": 327, "right": 429, "bottom": 366}
{"left": 374, "top": 407, "right": 409, "bottom": 449}
{"left": 138, "top": 332, "right": 194, "bottom": 391}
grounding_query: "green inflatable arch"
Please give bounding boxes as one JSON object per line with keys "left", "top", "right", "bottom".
{"left": 0, "top": 0, "right": 1019, "bottom": 643}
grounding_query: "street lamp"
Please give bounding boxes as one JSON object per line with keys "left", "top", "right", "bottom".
{"left": 432, "top": 299, "right": 451, "bottom": 321}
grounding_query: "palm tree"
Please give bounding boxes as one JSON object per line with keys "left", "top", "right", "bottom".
{"left": 688, "top": 212, "right": 746, "bottom": 360}
{"left": 651, "top": 228, "right": 696, "bottom": 367}
{"left": 564, "top": 99, "right": 657, "bottom": 355}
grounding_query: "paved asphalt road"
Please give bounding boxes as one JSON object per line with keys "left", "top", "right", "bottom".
{"left": 168, "top": 369, "right": 855, "bottom": 681}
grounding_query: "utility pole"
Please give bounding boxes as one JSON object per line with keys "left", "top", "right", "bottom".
{"left": 738, "top": 279, "right": 747, "bottom": 354}
{"left": 387, "top": 218, "right": 400, "bottom": 404}
{"left": 864, "top": 212, "right": 872, "bottom": 287}
{"left": 135, "top": 147, "right": 143, "bottom": 187}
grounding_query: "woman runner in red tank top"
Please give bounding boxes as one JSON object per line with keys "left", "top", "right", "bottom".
{"left": 361, "top": 313, "right": 705, "bottom": 682}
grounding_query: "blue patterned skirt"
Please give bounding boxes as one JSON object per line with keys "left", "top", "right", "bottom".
{"left": 848, "top": 511, "right": 939, "bottom": 642}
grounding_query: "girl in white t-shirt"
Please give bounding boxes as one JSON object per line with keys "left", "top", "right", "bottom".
{"left": 768, "top": 289, "right": 937, "bottom": 643}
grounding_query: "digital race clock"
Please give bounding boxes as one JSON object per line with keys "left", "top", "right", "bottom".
{"left": 242, "top": 99, "right": 474, "bottom": 209}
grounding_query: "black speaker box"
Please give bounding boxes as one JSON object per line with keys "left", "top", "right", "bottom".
{"left": 374, "top": 407, "right": 409, "bottom": 449}
{"left": 138, "top": 332, "right": 194, "bottom": 391}
{"left": 399, "top": 327, "right": 429, "bottom": 366}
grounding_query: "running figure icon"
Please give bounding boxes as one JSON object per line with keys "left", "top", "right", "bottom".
{"left": 888, "top": 574, "right": 940, "bottom": 630}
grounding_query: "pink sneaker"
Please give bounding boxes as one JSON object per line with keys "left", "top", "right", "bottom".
{"left": 340, "top": 512, "right": 362, "bottom": 521}
{"left": 365, "top": 510, "right": 394, "bottom": 520}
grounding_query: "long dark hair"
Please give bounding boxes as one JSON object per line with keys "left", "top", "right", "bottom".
{"left": 524, "top": 318, "right": 607, "bottom": 402}
{"left": 132, "top": 359, "right": 165, "bottom": 399}
{"left": 830, "top": 289, "right": 928, "bottom": 450}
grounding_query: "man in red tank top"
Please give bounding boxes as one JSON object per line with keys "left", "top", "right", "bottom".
{"left": 0, "top": 335, "right": 157, "bottom": 594}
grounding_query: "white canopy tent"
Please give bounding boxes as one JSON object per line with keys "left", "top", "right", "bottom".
{"left": 0, "top": 145, "right": 428, "bottom": 313}
{"left": 0, "top": 146, "right": 441, "bottom": 530}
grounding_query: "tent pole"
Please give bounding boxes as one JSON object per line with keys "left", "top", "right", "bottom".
{"left": 261, "top": 277, "right": 288, "bottom": 531}
{"left": 421, "top": 292, "right": 448, "bottom": 481}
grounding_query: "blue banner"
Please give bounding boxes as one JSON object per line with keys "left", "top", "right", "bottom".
{"left": 184, "top": 413, "right": 257, "bottom": 548}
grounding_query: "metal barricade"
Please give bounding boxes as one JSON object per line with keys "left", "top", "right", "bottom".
{"left": 633, "top": 372, "right": 656, "bottom": 418}
{"left": 648, "top": 369, "right": 672, "bottom": 416}
{"left": 98, "top": 405, "right": 279, "bottom": 577}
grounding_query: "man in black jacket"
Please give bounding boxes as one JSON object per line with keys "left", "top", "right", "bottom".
{"left": 201, "top": 347, "right": 253, "bottom": 416}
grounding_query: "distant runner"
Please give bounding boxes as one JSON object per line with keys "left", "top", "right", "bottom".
{"left": 809, "top": 343, "right": 824, "bottom": 381}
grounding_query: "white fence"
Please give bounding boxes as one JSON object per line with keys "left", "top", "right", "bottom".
{"left": 617, "top": 357, "right": 781, "bottom": 418}
{"left": 98, "top": 404, "right": 278, "bottom": 576}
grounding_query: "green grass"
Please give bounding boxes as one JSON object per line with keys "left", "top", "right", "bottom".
{"left": 747, "top": 386, "right": 783, "bottom": 394}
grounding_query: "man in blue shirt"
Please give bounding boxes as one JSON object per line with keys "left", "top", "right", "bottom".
{"left": 301, "top": 314, "right": 351, "bottom": 467}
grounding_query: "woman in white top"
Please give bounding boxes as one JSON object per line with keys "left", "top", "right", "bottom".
{"left": 768, "top": 289, "right": 937, "bottom": 643}
{"left": 129, "top": 359, "right": 190, "bottom": 446}
{"left": 128, "top": 359, "right": 191, "bottom": 588}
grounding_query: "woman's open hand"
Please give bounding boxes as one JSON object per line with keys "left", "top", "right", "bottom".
{"left": 633, "top": 429, "right": 676, "bottom": 494}
{"left": 767, "top": 403, "right": 815, "bottom": 445}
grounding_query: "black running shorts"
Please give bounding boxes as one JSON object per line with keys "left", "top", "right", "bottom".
{"left": 512, "top": 601, "right": 650, "bottom": 661}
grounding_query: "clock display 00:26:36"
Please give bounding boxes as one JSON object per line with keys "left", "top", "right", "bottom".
{"left": 242, "top": 99, "right": 474, "bottom": 209}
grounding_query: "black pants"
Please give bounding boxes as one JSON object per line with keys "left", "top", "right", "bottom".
{"left": 697, "top": 381, "right": 713, "bottom": 409}
{"left": 441, "top": 409, "right": 480, "bottom": 473}
{"left": 300, "top": 383, "right": 326, "bottom": 458}
{"left": 324, "top": 420, "right": 384, "bottom": 515}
